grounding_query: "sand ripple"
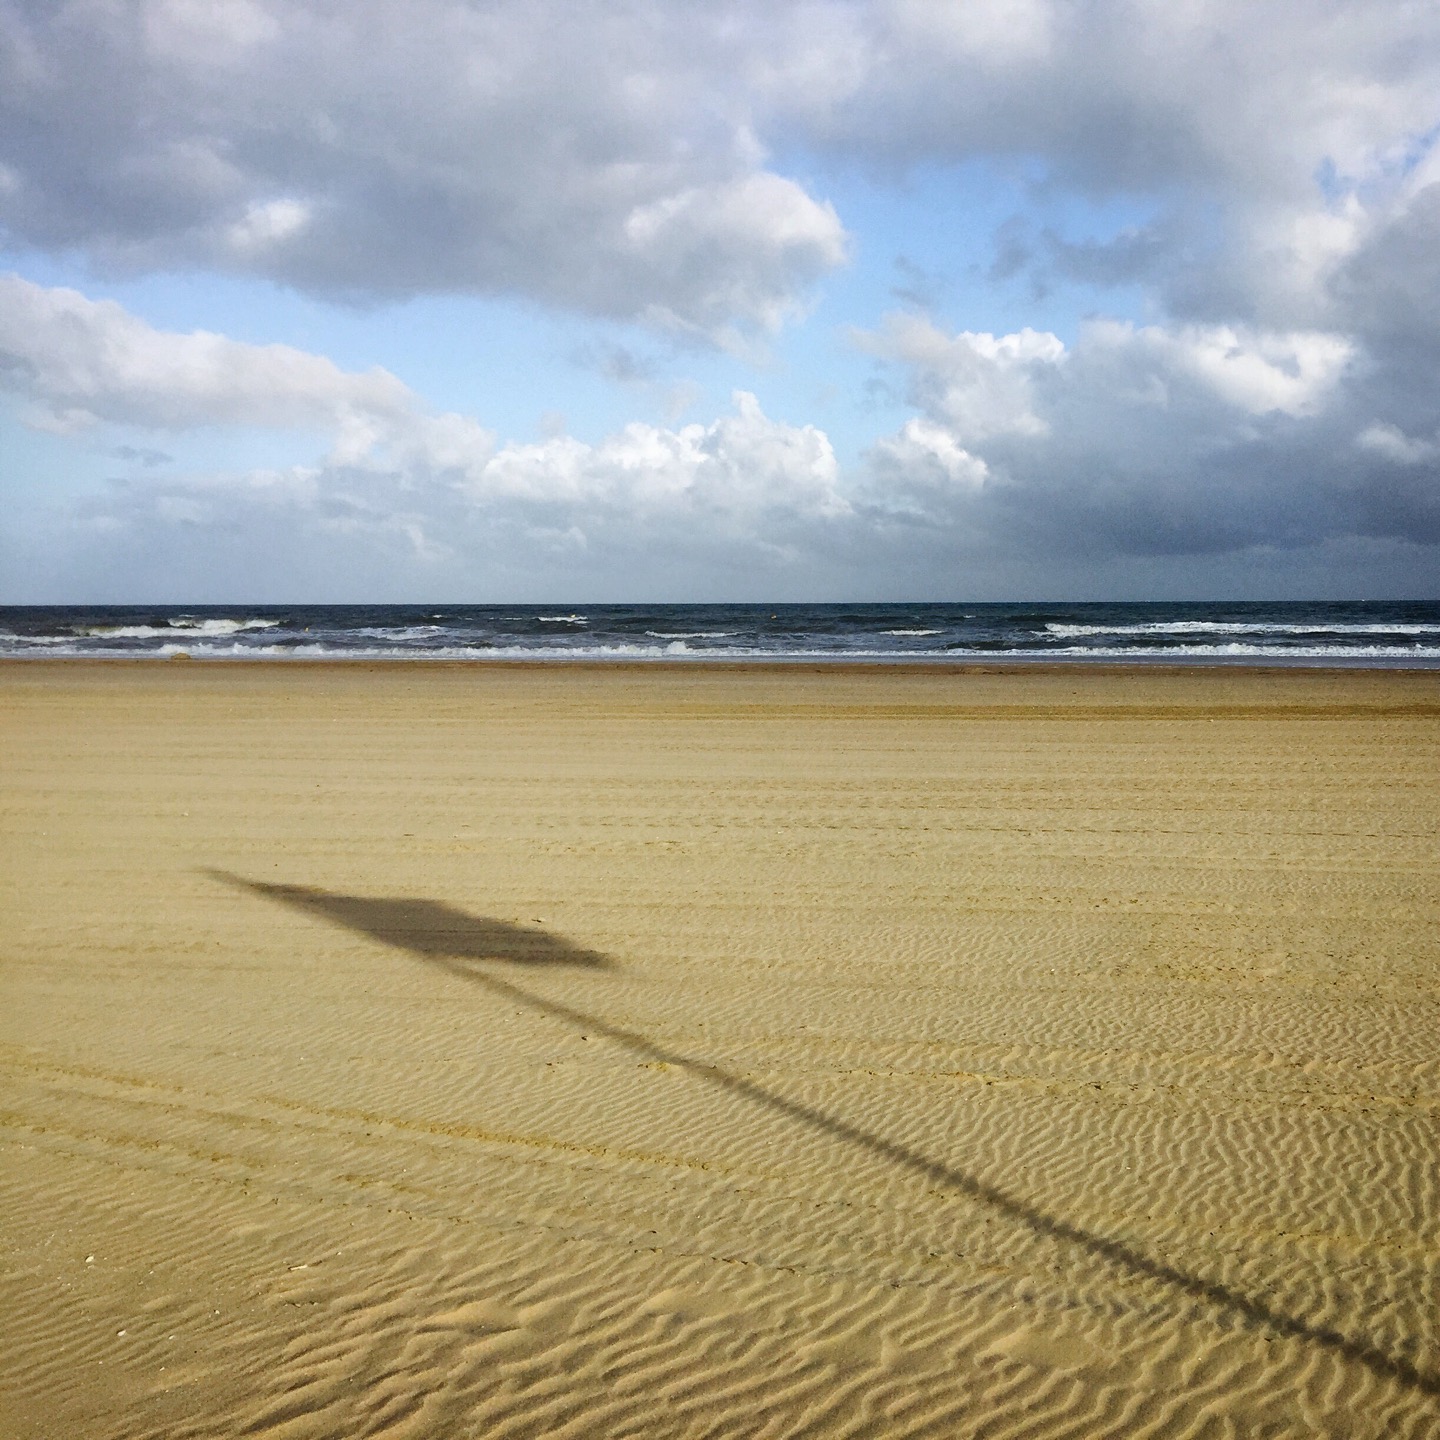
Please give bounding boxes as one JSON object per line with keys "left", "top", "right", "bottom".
{"left": 2, "top": 663, "right": 1437, "bottom": 1436}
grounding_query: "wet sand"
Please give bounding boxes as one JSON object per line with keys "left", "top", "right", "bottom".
{"left": 2, "top": 661, "right": 1438, "bottom": 1438}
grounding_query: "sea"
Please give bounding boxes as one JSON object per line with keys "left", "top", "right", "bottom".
{"left": 3, "top": 601, "right": 1440, "bottom": 664}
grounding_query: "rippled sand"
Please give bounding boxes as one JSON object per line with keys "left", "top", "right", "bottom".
{"left": 3, "top": 661, "right": 1438, "bottom": 1439}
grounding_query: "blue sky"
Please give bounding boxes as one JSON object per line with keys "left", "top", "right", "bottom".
{"left": 2, "top": 0, "right": 1438, "bottom": 601}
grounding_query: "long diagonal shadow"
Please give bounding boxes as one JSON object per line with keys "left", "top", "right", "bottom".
{"left": 212, "top": 871, "right": 1438, "bottom": 1399}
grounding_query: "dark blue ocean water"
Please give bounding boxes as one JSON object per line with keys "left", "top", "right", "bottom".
{"left": 3, "top": 601, "right": 1440, "bottom": 663}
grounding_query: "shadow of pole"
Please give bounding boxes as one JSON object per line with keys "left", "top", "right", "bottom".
{"left": 215, "top": 870, "right": 1438, "bottom": 1400}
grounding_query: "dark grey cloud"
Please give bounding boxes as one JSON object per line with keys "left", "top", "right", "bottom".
{"left": 852, "top": 306, "right": 1440, "bottom": 583}
{"left": 985, "top": 220, "right": 1033, "bottom": 285}
{"left": 1041, "top": 223, "right": 1176, "bottom": 289}
{"left": 1335, "top": 182, "right": 1440, "bottom": 356}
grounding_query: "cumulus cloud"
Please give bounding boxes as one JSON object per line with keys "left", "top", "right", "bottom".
{"left": 0, "top": 277, "right": 852, "bottom": 591}
{"left": 46, "top": 393, "right": 852, "bottom": 599}
{"left": 853, "top": 308, "right": 1440, "bottom": 564}
{"left": 475, "top": 393, "right": 845, "bottom": 522}
{"left": 855, "top": 316, "right": 1064, "bottom": 443}
{"left": 1077, "top": 320, "right": 1354, "bottom": 419}
{"left": 0, "top": 273, "right": 413, "bottom": 433}
{"left": 0, "top": 0, "right": 845, "bottom": 339}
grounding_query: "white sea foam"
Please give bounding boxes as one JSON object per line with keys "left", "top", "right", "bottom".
{"left": 536, "top": 614, "right": 588, "bottom": 624}
{"left": 72, "top": 617, "right": 281, "bottom": 639}
{"left": 1046, "top": 620, "right": 1440, "bottom": 638}
{"left": 353, "top": 625, "right": 447, "bottom": 640}
{"left": 644, "top": 631, "right": 736, "bottom": 639}
{"left": 882, "top": 628, "right": 944, "bottom": 636}
{"left": 1032, "top": 642, "right": 1440, "bottom": 659}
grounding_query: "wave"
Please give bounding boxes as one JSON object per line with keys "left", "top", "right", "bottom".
{"left": 9, "top": 639, "right": 1440, "bottom": 664}
{"left": 352, "top": 625, "right": 447, "bottom": 640}
{"left": 1046, "top": 620, "right": 1440, "bottom": 638}
{"left": 882, "top": 628, "right": 944, "bottom": 636}
{"left": 1035, "top": 642, "right": 1440, "bottom": 659}
{"left": 70, "top": 617, "right": 281, "bottom": 639}
{"left": 536, "top": 614, "right": 587, "bottom": 624}
{"left": 643, "top": 631, "right": 737, "bottom": 639}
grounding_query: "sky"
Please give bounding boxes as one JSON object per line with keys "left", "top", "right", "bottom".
{"left": 2, "top": 0, "right": 1439, "bottom": 602}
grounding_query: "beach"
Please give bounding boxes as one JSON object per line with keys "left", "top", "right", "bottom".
{"left": 2, "top": 660, "right": 1438, "bottom": 1437}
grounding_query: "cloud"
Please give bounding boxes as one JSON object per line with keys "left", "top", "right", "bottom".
{"left": 761, "top": 0, "right": 1440, "bottom": 350}
{"left": 572, "top": 341, "right": 658, "bottom": 388}
{"left": 1079, "top": 320, "right": 1354, "bottom": 418}
{"left": 853, "top": 308, "right": 1440, "bottom": 564}
{"left": 3, "top": 1, "right": 1436, "bottom": 347}
{"left": 0, "top": 272, "right": 413, "bottom": 434}
{"left": 1356, "top": 423, "right": 1439, "bottom": 466}
{"left": 4, "top": 273, "right": 1437, "bottom": 598}
{"left": 40, "top": 390, "right": 852, "bottom": 600}
{"left": 3, "top": 0, "right": 1435, "bottom": 403}
{"left": 888, "top": 255, "right": 946, "bottom": 310}
{"left": 0, "top": 0, "right": 845, "bottom": 339}
{"left": 855, "top": 316, "right": 1064, "bottom": 443}
{"left": 0, "top": 276, "right": 855, "bottom": 593}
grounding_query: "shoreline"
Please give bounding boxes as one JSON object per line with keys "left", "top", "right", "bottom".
{"left": 6, "top": 653, "right": 1440, "bottom": 672}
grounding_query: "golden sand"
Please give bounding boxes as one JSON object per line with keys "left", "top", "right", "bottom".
{"left": 2, "top": 661, "right": 1438, "bottom": 1438}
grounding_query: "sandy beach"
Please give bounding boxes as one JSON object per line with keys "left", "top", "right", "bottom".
{"left": 2, "top": 660, "right": 1438, "bottom": 1439}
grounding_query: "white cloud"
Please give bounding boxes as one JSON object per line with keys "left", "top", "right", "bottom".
{"left": 1081, "top": 320, "right": 1354, "bottom": 417}
{"left": 226, "top": 197, "right": 310, "bottom": 256}
{"left": 143, "top": 0, "right": 280, "bottom": 61}
{"left": 0, "top": 278, "right": 843, "bottom": 528}
{"left": 625, "top": 173, "right": 846, "bottom": 342}
{"left": 865, "top": 418, "right": 991, "bottom": 520}
{"left": 43, "top": 393, "right": 854, "bottom": 598}
{"left": 855, "top": 316, "right": 1064, "bottom": 443}
{"left": 886, "top": 0, "right": 1056, "bottom": 66}
{"left": 0, "top": 278, "right": 852, "bottom": 588}
{"left": 428, "top": 391, "right": 850, "bottom": 534}
{"left": 0, "top": 273, "right": 413, "bottom": 433}
{"left": 1356, "top": 423, "right": 1439, "bottom": 465}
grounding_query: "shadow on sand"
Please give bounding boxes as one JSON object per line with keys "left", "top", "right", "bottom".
{"left": 212, "top": 869, "right": 1437, "bottom": 1401}
{"left": 205, "top": 871, "right": 610, "bottom": 968}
